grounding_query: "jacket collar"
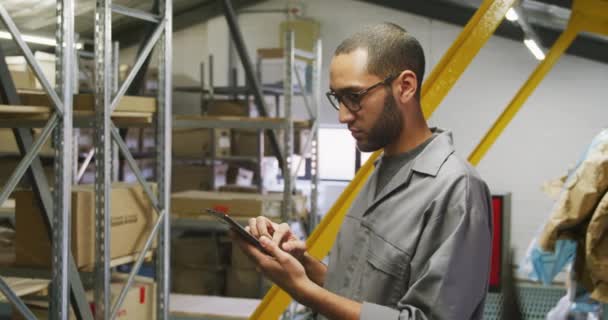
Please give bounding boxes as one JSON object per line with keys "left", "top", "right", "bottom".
{"left": 363, "top": 128, "right": 455, "bottom": 216}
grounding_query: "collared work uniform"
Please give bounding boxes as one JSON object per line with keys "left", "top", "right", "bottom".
{"left": 320, "top": 129, "right": 493, "bottom": 320}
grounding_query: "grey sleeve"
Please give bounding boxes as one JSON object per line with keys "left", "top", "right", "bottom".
{"left": 359, "top": 174, "right": 493, "bottom": 320}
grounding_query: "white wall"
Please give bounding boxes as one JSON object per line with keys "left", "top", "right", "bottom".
{"left": 121, "top": 0, "right": 608, "bottom": 267}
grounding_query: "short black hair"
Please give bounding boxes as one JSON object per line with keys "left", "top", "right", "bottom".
{"left": 335, "top": 22, "right": 425, "bottom": 99}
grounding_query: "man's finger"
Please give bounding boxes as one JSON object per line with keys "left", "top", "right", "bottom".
{"left": 256, "top": 216, "right": 273, "bottom": 238}
{"left": 260, "top": 236, "right": 290, "bottom": 264}
{"left": 248, "top": 218, "right": 259, "bottom": 237}
{"left": 282, "top": 239, "right": 307, "bottom": 255}
{"left": 271, "top": 223, "right": 290, "bottom": 246}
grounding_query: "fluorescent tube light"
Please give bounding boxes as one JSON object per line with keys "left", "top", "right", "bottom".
{"left": 506, "top": 8, "right": 519, "bottom": 21}
{"left": 0, "top": 31, "right": 83, "bottom": 50}
{"left": 524, "top": 39, "right": 545, "bottom": 60}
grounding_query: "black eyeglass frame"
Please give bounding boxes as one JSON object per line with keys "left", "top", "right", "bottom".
{"left": 326, "top": 74, "right": 398, "bottom": 112}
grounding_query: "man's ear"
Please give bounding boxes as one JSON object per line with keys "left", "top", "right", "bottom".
{"left": 395, "top": 70, "right": 418, "bottom": 104}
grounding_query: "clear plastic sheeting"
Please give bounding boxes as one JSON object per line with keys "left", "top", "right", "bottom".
{"left": 522, "top": 238, "right": 576, "bottom": 285}
{"left": 521, "top": 128, "right": 608, "bottom": 284}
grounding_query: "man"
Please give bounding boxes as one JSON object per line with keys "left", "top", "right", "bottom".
{"left": 232, "top": 22, "right": 493, "bottom": 319}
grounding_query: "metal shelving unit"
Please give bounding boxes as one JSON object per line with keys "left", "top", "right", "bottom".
{"left": 0, "top": 1, "right": 81, "bottom": 319}
{"left": 0, "top": 1, "right": 171, "bottom": 319}
{"left": 93, "top": 1, "right": 172, "bottom": 320}
{"left": 172, "top": 32, "right": 321, "bottom": 226}
{"left": 170, "top": 0, "right": 321, "bottom": 229}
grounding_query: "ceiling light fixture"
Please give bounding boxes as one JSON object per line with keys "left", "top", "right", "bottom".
{"left": 505, "top": 7, "right": 519, "bottom": 21}
{"left": 524, "top": 39, "right": 546, "bottom": 60}
{"left": 0, "top": 31, "right": 83, "bottom": 50}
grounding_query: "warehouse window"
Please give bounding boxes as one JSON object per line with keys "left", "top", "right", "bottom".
{"left": 318, "top": 127, "right": 356, "bottom": 180}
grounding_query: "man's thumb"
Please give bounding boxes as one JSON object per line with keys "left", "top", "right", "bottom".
{"left": 260, "top": 236, "right": 287, "bottom": 259}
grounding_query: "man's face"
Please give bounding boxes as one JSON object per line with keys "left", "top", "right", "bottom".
{"left": 329, "top": 49, "right": 403, "bottom": 152}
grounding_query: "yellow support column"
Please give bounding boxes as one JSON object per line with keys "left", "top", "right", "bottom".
{"left": 251, "top": 1, "right": 516, "bottom": 318}
{"left": 468, "top": 18, "right": 581, "bottom": 165}
{"left": 422, "top": 0, "right": 517, "bottom": 118}
{"left": 468, "top": 0, "right": 608, "bottom": 166}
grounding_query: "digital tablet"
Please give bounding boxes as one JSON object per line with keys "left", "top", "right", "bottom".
{"left": 205, "top": 209, "right": 267, "bottom": 253}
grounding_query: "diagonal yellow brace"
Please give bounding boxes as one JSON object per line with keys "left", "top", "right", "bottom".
{"left": 571, "top": 0, "right": 608, "bottom": 36}
{"left": 422, "top": 0, "right": 517, "bottom": 118}
{"left": 251, "top": 1, "right": 515, "bottom": 319}
{"left": 468, "top": 14, "right": 582, "bottom": 166}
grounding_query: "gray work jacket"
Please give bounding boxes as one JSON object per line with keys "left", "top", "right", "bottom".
{"left": 320, "top": 129, "right": 493, "bottom": 320}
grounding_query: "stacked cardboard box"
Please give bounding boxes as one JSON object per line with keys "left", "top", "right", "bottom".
{"left": 171, "top": 190, "right": 307, "bottom": 219}
{"left": 232, "top": 127, "right": 311, "bottom": 157}
{"left": 171, "top": 235, "right": 229, "bottom": 295}
{"left": 226, "top": 242, "right": 272, "bottom": 298}
{"left": 172, "top": 164, "right": 214, "bottom": 192}
{"left": 172, "top": 128, "right": 212, "bottom": 158}
{"left": 0, "top": 129, "right": 55, "bottom": 157}
{"left": 12, "top": 276, "right": 156, "bottom": 320}
{"left": 14, "top": 183, "right": 158, "bottom": 269}
{"left": 6, "top": 53, "right": 56, "bottom": 91}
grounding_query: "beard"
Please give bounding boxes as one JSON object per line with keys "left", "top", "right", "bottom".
{"left": 356, "top": 91, "right": 403, "bottom": 152}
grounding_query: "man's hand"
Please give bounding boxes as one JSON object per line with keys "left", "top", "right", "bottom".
{"left": 247, "top": 216, "right": 307, "bottom": 261}
{"left": 230, "top": 230, "right": 313, "bottom": 299}
{"left": 231, "top": 230, "right": 361, "bottom": 320}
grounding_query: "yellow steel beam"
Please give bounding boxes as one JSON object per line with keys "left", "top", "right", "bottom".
{"left": 422, "top": 0, "right": 517, "bottom": 118}
{"left": 250, "top": 1, "right": 517, "bottom": 318}
{"left": 467, "top": 14, "right": 582, "bottom": 166}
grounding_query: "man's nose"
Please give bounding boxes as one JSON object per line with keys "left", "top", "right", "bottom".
{"left": 338, "top": 104, "right": 355, "bottom": 124}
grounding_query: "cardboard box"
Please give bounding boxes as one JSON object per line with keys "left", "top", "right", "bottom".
{"left": 171, "top": 164, "right": 214, "bottom": 192}
{"left": 0, "top": 158, "right": 55, "bottom": 190}
{"left": 12, "top": 277, "right": 156, "bottom": 320}
{"left": 232, "top": 128, "right": 310, "bottom": 157}
{"left": 6, "top": 53, "right": 55, "bottom": 90}
{"left": 225, "top": 267, "right": 272, "bottom": 299}
{"left": 112, "top": 274, "right": 157, "bottom": 320}
{"left": 0, "top": 227, "right": 15, "bottom": 267}
{"left": 172, "top": 235, "right": 225, "bottom": 268}
{"left": 279, "top": 18, "right": 320, "bottom": 53}
{"left": 172, "top": 128, "right": 212, "bottom": 158}
{"left": 218, "top": 185, "right": 259, "bottom": 194}
{"left": 172, "top": 266, "right": 225, "bottom": 296}
{"left": 230, "top": 241, "right": 256, "bottom": 270}
{"left": 18, "top": 91, "right": 156, "bottom": 113}
{"left": 206, "top": 100, "right": 249, "bottom": 117}
{"left": 231, "top": 129, "right": 264, "bottom": 157}
{"left": 15, "top": 183, "right": 158, "bottom": 269}
{"left": 8, "top": 70, "right": 36, "bottom": 90}
{"left": 171, "top": 190, "right": 306, "bottom": 219}
{"left": 0, "top": 128, "right": 55, "bottom": 157}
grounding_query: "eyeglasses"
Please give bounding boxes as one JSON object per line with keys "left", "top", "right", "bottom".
{"left": 326, "top": 74, "right": 397, "bottom": 112}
